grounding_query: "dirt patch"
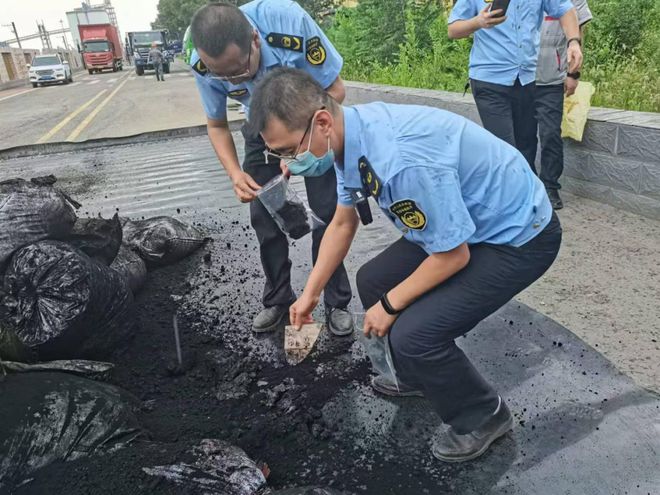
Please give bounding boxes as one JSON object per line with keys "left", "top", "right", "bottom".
{"left": 10, "top": 216, "right": 428, "bottom": 494}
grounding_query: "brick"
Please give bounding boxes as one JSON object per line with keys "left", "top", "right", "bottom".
{"left": 638, "top": 161, "right": 660, "bottom": 200}
{"left": 562, "top": 147, "right": 591, "bottom": 180}
{"left": 562, "top": 177, "right": 660, "bottom": 220}
{"left": 584, "top": 153, "right": 643, "bottom": 194}
{"left": 580, "top": 121, "right": 618, "bottom": 154}
{"left": 617, "top": 125, "right": 660, "bottom": 162}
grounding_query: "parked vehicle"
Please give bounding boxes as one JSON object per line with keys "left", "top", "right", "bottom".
{"left": 127, "top": 31, "right": 173, "bottom": 76}
{"left": 168, "top": 40, "right": 183, "bottom": 54}
{"left": 183, "top": 26, "right": 194, "bottom": 66}
{"left": 27, "top": 54, "right": 73, "bottom": 88}
{"left": 79, "top": 24, "right": 124, "bottom": 74}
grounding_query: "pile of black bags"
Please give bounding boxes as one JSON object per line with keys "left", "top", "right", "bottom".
{"left": 0, "top": 176, "right": 209, "bottom": 361}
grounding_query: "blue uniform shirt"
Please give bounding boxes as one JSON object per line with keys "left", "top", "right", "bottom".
{"left": 449, "top": 0, "right": 573, "bottom": 86}
{"left": 192, "top": 0, "right": 343, "bottom": 120}
{"left": 336, "top": 103, "right": 552, "bottom": 254}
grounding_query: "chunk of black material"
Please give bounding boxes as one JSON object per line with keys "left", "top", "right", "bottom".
{"left": 275, "top": 201, "right": 311, "bottom": 240}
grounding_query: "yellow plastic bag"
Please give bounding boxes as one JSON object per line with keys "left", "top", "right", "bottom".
{"left": 561, "top": 81, "right": 595, "bottom": 141}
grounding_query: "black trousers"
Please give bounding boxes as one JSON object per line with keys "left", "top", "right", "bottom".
{"left": 241, "top": 123, "right": 352, "bottom": 309}
{"left": 471, "top": 78, "right": 538, "bottom": 172}
{"left": 356, "top": 214, "right": 562, "bottom": 434}
{"left": 534, "top": 84, "right": 565, "bottom": 191}
{"left": 153, "top": 61, "right": 164, "bottom": 81}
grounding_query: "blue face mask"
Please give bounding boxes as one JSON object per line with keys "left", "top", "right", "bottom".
{"left": 287, "top": 122, "right": 335, "bottom": 177}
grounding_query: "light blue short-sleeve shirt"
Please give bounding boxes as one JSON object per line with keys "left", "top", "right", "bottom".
{"left": 449, "top": 0, "right": 574, "bottom": 86}
{"left": 192, "top": 0, "right": 343, "bottom": 120}
{"left": 336, "top": 104, "right": 552, "bottom": 254}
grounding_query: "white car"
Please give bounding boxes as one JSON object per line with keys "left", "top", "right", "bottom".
{"left": 28, "top": 54, "right": 73, "bottom": 88}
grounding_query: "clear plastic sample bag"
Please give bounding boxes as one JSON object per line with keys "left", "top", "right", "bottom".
{"left": 257, "top": 175, "right": 325, "bottom": 240}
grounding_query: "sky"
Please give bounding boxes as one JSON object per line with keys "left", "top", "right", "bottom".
{"left": 0, "top": 0, "right": 159, "bottom": 49}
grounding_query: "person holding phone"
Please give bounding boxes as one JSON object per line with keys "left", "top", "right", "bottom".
{"left": 535, "top": 0, "right": 593, "bottom": 210}
{"left": 448, "top": 0, "right": 583, "bottom": 172}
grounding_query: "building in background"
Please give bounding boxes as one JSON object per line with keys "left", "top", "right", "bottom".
{"left": 0, "top": 46, "right": 39, "bottom": 86}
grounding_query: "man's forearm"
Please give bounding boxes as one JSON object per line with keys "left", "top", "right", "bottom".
{"left": 304, "top": 208, "right": 359, "bottom": 298}
{"left": 207, "top": 119, "right": 242, "bottom": 177}
{"left": 448, "top": 18, "right": 481, "bottom": 39}
{"left": 560, "top": 8, "right": 580, "bottom": 40}
{"left": 387, "top": 244, "right": 470, "bottom": 311}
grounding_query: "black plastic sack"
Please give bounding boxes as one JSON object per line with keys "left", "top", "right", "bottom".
{"left": 0, "top": 323, "right": 33, "bottom": 362}
{"left": 0, "top": 178, "right": 78, "bottom": 266}
{"left": 0, "top": 241, "right": 134, "bottom": 360}
{"left": 142, "top": 439, "right": 267, "bottom": 495}
{"left": 65, "top": 213, "right": 123, "bottom": 265}
{"left": 110, "top": 244, "right": 148, "bottom": 293}
{"left": 0, "top": 372, "right": 141, "bottom": 489}
{"left": 271, "top": 489, "right": 352, "bottom": 495}
{"left": 122, "top": 216, "right": 210, "bottom": 267}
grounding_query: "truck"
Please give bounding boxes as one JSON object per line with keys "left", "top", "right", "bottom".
{"left": 79, "top": 23, "right": 124, "bottom": 74}
{"left": 127, "top": 31, "right": 173, "bottom": 76}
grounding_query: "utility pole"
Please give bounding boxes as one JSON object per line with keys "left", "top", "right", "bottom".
{"left": 37, "top": 21, "right": 52, "bottom": 50}
{"left": 59, "top": 19, "right": 70, "bottom": 51}
{"left": 1, "top": 22, "right": 23, "bottom": 50}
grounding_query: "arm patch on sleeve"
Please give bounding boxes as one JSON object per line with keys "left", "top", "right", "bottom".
{"left": 306, "top": 36, "right": 327, "bottom": 65}
{"left": 228, "top": 89, "right": 248, "bottom": 97}
{"left": 192, "top": 59, "right": 208, "bottom": 76}
{"left": 389, "top": 199, "right": 427, "bottom": 230}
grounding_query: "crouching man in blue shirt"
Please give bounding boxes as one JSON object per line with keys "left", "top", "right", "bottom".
{"left": 250, "top": 67, "right": 562, "bottom": 462}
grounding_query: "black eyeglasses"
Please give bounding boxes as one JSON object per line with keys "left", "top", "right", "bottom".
{"left": 263, "top": 107, "right": 325, "bottom": 163}
{"left": 206, "top": 43, "right": 253, "bottom": 82}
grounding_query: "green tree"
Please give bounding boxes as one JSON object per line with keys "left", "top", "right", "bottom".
{"left": 152, "top": 0, "right": 338, "bottom": 39}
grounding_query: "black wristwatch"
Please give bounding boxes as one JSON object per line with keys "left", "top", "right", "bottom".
{"left": 567, "top": 71, "right": 581, "bottom": 80}
{"left": 567, "top": 37, "right": 582, "bottom": 47}
{"left": 380, "top": 293, "right": 401, "bottom": 315}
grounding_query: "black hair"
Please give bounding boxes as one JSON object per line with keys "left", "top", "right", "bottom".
{"left": 250, "top": 67, "right": 335, "bottom": 133}
{"left": 190, "top": 2, "right": 253, "bottom": 57}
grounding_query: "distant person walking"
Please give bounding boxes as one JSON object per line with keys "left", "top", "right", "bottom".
{"left": 148, "top": 42, "right": 165, "bottom": 81}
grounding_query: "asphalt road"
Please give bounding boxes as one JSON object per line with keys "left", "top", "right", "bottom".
{"left": 0, "top": 59, "right": 241, "bottom": 150}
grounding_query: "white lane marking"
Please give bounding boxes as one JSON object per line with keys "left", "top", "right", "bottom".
{"left": 106, "top": 78, "right": 117, "bottom": 84}
{"left": 68, "top": 82, "right": 81, "bottom": 87}
{"left": 87, "top": 79, "right": 101, "bottom": 85}
{"left": 0, "top": 88, "right": 37, "bottom": 102}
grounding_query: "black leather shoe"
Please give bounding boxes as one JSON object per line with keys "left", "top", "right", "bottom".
{"left": 252, "top": 305, "right": 288, "bottom": 333}
{"left": 431, "top": 397, "right": 513, "bottom": 462}
{"left": 371, "top": 374, "right": 424, "bottom": 397}
{"left": 547, "top": 189, "right": 563, "bottom": 210}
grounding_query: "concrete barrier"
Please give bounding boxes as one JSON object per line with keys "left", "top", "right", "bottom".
{"left": 345, "top": 81, "right": 660, "bottom": 220}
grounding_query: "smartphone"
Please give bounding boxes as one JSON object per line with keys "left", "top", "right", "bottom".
{"left": 490, "top": 0, "right": 511, "bottom": 17}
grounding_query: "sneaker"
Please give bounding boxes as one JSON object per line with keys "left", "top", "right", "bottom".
{"left": 252, "top": 305, "right": 288, "bottom": 333}
{"left": 371, "top": 374, "right": 424, "bottom": 397}
{"left": 431, "top": 397, "right": 513, "bottom": 463}
{"left": 326, "top": 307, "right": 354, "bottom": 336}
{"left": 547, "top": 189, "right": 563, "bottom": 210}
